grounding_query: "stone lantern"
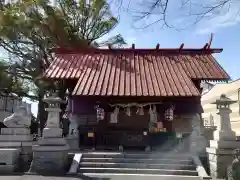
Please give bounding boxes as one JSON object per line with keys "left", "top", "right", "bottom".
{"left": 213, "top": 94, "right": 237, "bottom": 109}
{"left": 31, "top": 91, "right": 69, "bottom": 174}
{"left": 211, "top": 94, "right": 237, "bottom": 140}
{"left": 206, "top": 94, "right": 239, "bottom": 179}
{"left": 43, "top": 92, "right": 65, "bottom": 129}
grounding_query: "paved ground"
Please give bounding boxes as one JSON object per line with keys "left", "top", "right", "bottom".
{"left": 0, "top": 175, "right": 203, "bottom": 180}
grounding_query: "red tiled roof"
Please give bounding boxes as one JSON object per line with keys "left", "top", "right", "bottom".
{"left": 44, "top": 48, "right": 230, "bottom": 97}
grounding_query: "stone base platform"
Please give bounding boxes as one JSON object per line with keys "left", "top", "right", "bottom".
{"left": 43, "top": 128, "right": 62, "bottom": 138}
{"left": 0, "top": 128, "right": 33, "bottom": 168}
{"left": 0, "top": 148, "right": 19, "bottom": 164}
{"left": 210, "top": 139, "right": 240, "bottom": 149}
{"left": 0, "top": 135, "right": 32, "bottom": 142}
{"left": 0, "top": 164, "right": 17, "bottom": 173}
{"left": 206, "top": 147, "right": 236, "bottom": 179}
{"left": 0, "top": 148, "right": 20, "bottom": 173}
{"left": 213, "top": 130, "right": 236, "bottom": 141}
{"left": 38, "top": 138, "right": 67, "bottom": 146}
{"left": 207, "top": 138, "right": 240, "bottom": 178}
{"left": 30, "top": 149, "right": 68, "bottom": 174}
{"left": 1, "top": 128, "right": 30, "bottom": 135}
{"left": 66, "top": 136, "right": 79, "bottom": 151}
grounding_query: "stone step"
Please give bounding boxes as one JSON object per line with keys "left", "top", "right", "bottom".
{"left": 81, "top": 157, "right": 193, "bottom": 164}
{"left": 80, "top": 173, "right": 201, "bottom": 179}
{"left": 78, "top": 167, "right": 198, "bottom": 176}
{"left": 82, "top": 152, "right": 192, "bottom": 159}
{"left": 80, "top": 162, "right": 196, "bottom": 170}
{"left": 0, "top": 164, "right": 17, "bottom": 173}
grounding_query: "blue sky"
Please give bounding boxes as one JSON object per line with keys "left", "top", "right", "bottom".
{"left": 103, "top": 19, "right": 240, "bottom": 80}
{"left": 1, "top": 0, "right": 240, "bottom": 116}
{"left": 101, "top": 0, "right": 240, "bottom": 81}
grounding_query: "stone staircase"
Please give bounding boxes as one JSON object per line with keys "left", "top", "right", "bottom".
{"left": 78, "top": 152, "right": 199, "bottom": 177}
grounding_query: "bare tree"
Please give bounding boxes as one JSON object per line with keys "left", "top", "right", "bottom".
{"left": 115, "top": 0, "right": 238, "bottom": 29}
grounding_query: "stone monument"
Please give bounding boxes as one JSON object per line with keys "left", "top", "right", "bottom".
{"left": 0, "top": 105, "right": 32, "bottom": 172}
{"left": 206, "top": 94, "right": 240, "bottom": 179}
{"left": 30, "top": 92, "right": 69, "bottom": 174}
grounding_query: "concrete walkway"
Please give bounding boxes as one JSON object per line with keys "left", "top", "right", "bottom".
{"left": 0, "top": 175, "right": 202, "bottom": 180}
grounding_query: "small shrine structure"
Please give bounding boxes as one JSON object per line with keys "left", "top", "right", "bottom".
{"left": 42, "top": 38, "right": 230, "bottom": 152}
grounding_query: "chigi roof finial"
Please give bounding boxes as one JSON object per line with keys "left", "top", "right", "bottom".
{"left": 208, "top": 33, "right": 213, "bottom": 49}
{"left": 179, "top": 43, "right": 184, "bottom": 51}
{"left": 132, "top": 44, "right": 135, "bottom": 49}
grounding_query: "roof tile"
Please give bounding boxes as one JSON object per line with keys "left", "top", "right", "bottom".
{"left": 44, "top": 49, "right": 230, "bottom": 97}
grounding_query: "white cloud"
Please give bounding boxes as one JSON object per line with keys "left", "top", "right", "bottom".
{"left": 196, "top": 4, "right": 240, "bottom": 34}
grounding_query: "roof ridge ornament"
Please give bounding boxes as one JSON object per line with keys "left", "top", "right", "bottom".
{"left": 203, "top": 43, "right": 209, "bottom": 49}
{"left": 203, "top": 33, "right": 213, "bottom": 50}
{"left": 208, "top": 33, "right": 213, "bottom": 49}
{"left": 132, "top": 44, "right": 135, "bottom": 49}
{"left": 179, "top": 43, "right": 184, "bottom": 52}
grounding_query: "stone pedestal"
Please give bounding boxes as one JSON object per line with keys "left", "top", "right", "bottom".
{"left": 30, "top": 93, "right": 69, "bottom": 174}
{"left": 206, "top": 94, "right": 238, "bottom": 179}
{"left": 31, "top": 137, "right": 68, "bottom": 174}
{"left": 31, "top": 127, "right": 69, "bottom": 173}
{"left": 207, "top": 141, "right": 240, "bottom": 178}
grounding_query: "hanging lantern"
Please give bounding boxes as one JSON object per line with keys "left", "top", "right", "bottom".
{"left": 95, "top": 102, "right": 105, "bottom": 121}
{"left": 165, "top": 105, "right": 174, "bottom": 121}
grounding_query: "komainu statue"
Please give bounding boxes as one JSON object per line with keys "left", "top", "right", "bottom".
{"left": 228, "top": 149, "right": 240, "bottom": 180}
{"left": 3, "top": 106, "right": 31, "bottom": 128}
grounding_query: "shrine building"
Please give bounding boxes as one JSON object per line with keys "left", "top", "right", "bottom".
{"left": 43, "top": 42, "right": 230, "bottom": 151}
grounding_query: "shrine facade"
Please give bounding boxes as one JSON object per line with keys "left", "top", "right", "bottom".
{"left": 43, "top": 44, "right": 230, "bottom": 152}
